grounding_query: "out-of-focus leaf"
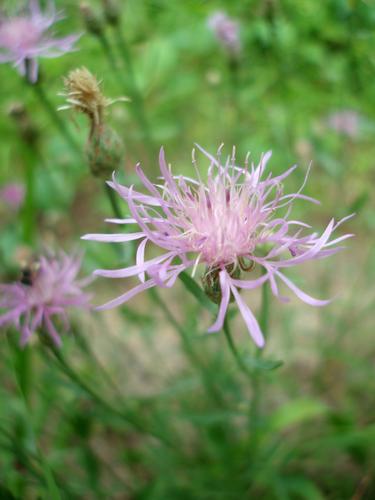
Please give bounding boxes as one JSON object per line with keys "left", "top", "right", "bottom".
{"left": 269, "top": 399, "right": 328, "bottom": 432}
{"left": 178, "top": 410, "right": 244, "bottom": 425}
{"left": 244, "top": 356, "right": 284, "bottom": 372}
{"left": 280, "top": 475, "right": 324, "bottom": 500}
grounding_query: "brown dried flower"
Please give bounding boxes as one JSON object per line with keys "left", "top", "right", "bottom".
{"left": 58, "top": 67, "right": 129, "bottom": 128}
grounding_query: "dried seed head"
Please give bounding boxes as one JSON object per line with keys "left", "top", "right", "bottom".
{"left": 58, "top": 67, "right": 129, "bottom": 128}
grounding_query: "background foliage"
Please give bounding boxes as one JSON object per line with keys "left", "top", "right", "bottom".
{"left": 0, "top": 0, "right": 374, "bottom": 498}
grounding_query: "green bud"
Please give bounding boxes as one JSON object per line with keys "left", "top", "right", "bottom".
{"left": 8, "top": 103, "right": 39, "bottom": 146}
{"left": 80, "top": 3, "right": 104, "bottom": 37}
{"left": 86, "top": 125, "right": 124, "bottom": 178}
{"left": 101, "top": 0, "right": 121, "bottom": 26}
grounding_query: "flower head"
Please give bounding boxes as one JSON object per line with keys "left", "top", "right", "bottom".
{"left": 327, "top": 110, "right": 360, "bottom": 139}
{"left": 0, "top": 183, "right": 25, "bottom": 210}
{"left": 0, "top": 252, "right": 91, "bottom": 346}
{"left": 0, "top": 0, "right": 81, "bottom": 83}
{"left": 83, "top": 146, "right": 353, "bottom": 347}
{"left": 208, "top": 11, "right": 241, "bottom": 56}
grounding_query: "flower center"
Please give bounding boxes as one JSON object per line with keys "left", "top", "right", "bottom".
{"left": 177, "top": 183, "right": 261, "bottom": 267}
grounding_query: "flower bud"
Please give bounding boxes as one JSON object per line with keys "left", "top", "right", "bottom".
{"left": 86, "top": 125, "right": 124, "bottom": 178}
{"left": 8, "top": 102, "right": 39, "bottom": 146}
{"left": 101, "top": 0, "right": 121, "bottom": 27}
{"left": 80, "top": 3, "right": 104, "bottom": 37}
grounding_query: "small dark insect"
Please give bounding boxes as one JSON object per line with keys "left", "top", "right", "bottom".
{"left": 20, "top": 261, "right": 39, "bottom": 287}
{"left": 20, "top": 267, "right": 33, "bottom": 286}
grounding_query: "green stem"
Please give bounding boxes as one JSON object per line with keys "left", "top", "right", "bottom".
{"left": 249, "top": 280, "right": 270, "bottom": 441}
{"left": 223, "top": 316, "right": 252, "bottom": 378}
{"left": 13, "top": 345, "right": 32, "bottom": 406}
{"left": 259, "top": 278, "right": 269, "bottom": 342}
{"left": 98, "top": 32, "right": 123, "bottom": 79}
{"left": 148, "top": 288, "right": 223, "bottom": 404}
{"left": 7, "top": 337, "right": 62, "bottom": 500}
{"left": 48, "top": 345, "right": 173, "bottom": 447}
{"left": 72, "top": 324, "right": 124, "bottom": 398}
{"left": 30, "top": 82, "right": 81, "bottom": 156}
{"left": 179, "top": 271, "right": 217, "bottom": 314}
{"left": 22, "top": 148, "right": 37, "bottom": 244}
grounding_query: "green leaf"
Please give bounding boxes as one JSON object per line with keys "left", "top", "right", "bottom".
{"left": 269, "top": 399, "right": 328, "bottom": 432}
{"left": 178, "top": 410, "right": 244, "bottom": 425}
{"left": 40, "top": 458, "right": 62, "bottom": 500}
{"left": 279, "top": 476, "right": 324, "bottom": 500}
{"left": 244, "top": 356, "right": 284, "bottom": 372}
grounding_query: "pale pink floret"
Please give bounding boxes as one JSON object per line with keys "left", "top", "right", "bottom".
{"left": 0, "top": 252, "right": 90, "bottom": 346}
{"left": 327, "top": 110, "right": 360, "bottom": 139}
{"left": 0, "top": 0, "right": 81, "bottom": 82}
{"left": 82, "top": 146, "right": 353, "bottom": 347}
{"left": 207, "top": 11, "right": 241, "bottom": 56}
{"left": 0, "top": 182, "right": 25, "bottom": 210}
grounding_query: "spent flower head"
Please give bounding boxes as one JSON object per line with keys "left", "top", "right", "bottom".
{"left": 0, "top": 0, "right": 81, "bottom": 83}
{"left": 0, "top": 252, "right": 91, "bottom": 347}
{"left": 83, "top": 146, "right": 353, "bottom": 348}
{"left": 58, "top": 67, "right": 129, "bottom": 128}
{"left": 59, "top": 67, "right": 128, "bottom": 177}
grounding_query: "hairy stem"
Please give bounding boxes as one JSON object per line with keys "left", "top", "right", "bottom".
{"left": 223, "top": 316, "right": 252, "bottom": 378}
{"left": 22, "top": 148, "right": 38, "bottom": 245}
{"left": 7, "top": 337, "right": 62, "bottom": 499}
{"left": 249, "top": 280, "right": 269, "bottom": 449}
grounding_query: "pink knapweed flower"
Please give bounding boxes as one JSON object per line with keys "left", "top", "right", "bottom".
{"left": 0, "top": 252, "right": 90, "bottom": 346}
{"left": 327, "top": 110, "right": 360, "bottom": 139}
{"left": 207, "top": 11, "right": 241, "bottom": 56}
{"left": 0, "top": 0, "right": 81, "bottom": 83}
{"left": 83, "top": 146, "right": 353, "bottom": 347}
{"left": 0, "top": 182, "right": 25, "bottom": 210}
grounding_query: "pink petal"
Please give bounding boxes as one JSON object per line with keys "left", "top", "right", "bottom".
{"left": 44, "top": 314, "right": 62, "bottom": 347}
{"left": 275, "top": 271, "right": 331, "bottom": 306}
{"left": 81, "top": 232, "right": 145, "bottom": 243}
{"left": 96, "top": 279, "right": 156, "bottom": 310}
{"left": 229, "top": 272, "right": 269, "bottom": 289}
{"left": 230, "top": 285, "right": 265, "bottom": 348}
{"left": 136, "top": 238, "right": 148, "bottom": 283}
{"left": 94, "top": 251, "right": 174, "bottom": 278}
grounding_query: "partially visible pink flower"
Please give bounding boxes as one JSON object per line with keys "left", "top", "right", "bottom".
{"left": 327, "top": 110, "right": 360, "bottom": 139}
{"left": 0, "top": 0, "right": 81, "bottom": 83}
{"left": 208, "top": 11, "right": 241, "bottom": 56}
{"left": 83, "top": 146, "right": 353, "bottom": 348}
{"left": 0, "top": 252, "right": 91, "bottom": 346}
{"left": 0, "top": 183, "right": 25, "bottom": 210}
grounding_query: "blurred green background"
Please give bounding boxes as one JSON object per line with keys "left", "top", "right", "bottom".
{"left": 0, "top": 0, "right": 374, "bottom": 498}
